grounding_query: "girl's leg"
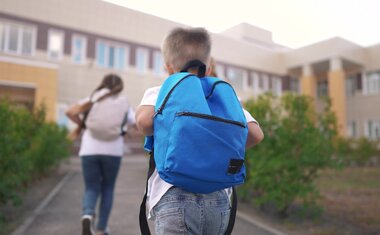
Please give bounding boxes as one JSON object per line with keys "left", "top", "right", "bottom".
{"left": 96, "top": 156, "right": 121, "bottom": 231}
{"left": 81, "top": 156, "right": 102, "bottom": 216}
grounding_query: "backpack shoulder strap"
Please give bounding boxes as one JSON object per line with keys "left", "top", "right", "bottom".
{"left": 154, "top": 72, "right": 194, "bottom": 115}
{"left": 120, "top": 110, "right": 129, "bottom": 136}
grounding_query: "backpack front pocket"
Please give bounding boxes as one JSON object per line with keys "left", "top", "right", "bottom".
{"left": 159, "top": 111, "right": 247, "bottom": 193}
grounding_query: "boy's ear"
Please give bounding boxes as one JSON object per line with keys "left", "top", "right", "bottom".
{"left": 165, "top": 64, "right": 175, "bottom": 75}
{"left": 205, "top": 66, "right": 212, "bottom": 76}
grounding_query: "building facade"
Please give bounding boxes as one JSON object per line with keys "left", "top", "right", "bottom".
{"left": 0, "top": 0, "right": 379, "bottom": 139}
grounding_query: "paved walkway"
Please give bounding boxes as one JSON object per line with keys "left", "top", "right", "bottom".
{"left": 11, "top": 154, "right": 286, "bottom": 235}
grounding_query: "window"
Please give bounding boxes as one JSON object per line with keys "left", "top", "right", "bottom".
{"left": 136, "top": 47, "right": 149, "bottom": 74}
{"left": 289, "top": 77, "right": 300, "bottom": 93}
{"left": 0, "top": 22, "right": 4, "bottom": 50}
{"left": 317, "top": 80, "right": 328, "bottom": 98}
{"left": 346, "top": 74, "right": 357, "bottom": 97}
{"left": 272, "top": 76, "right": 282, "bottom": 96}
{"left": 96, "top": 41, "right": 129, "bottom": 70}
{"left": 153, "top": 51, "right": 165, "bottom": 76}
{"left": 347, "top": 121, "right": 357, "bottom": 138}
{"left": 8, "top": 25, "right": 19, "bottom": 53}
{"left": 251, "top": 72, "right": 260, "bottom": 93}
{"left": 227, "top": 67, "right": 247, "bottom": 90}
{"left": 114, "top": 47, "right": 127, "bottom": 70}
{"left": 48, "top": 29, "right": 64, "bottom": 60}
{"left": 363, "top": 72, "right": 380, "bottom": 95}
{"left": 0, "top": 21, "right": 35, "bottom": 56}
{"left": 261, "top": 74, "right": 269, "bottom": 91}
{"left": 366, "top": 120, "right": 380, "bottom": 140}
{"left": 57, "top": 104, "right": 69, "bottom": 128}
{"left": 215, "top": 64, "right": 225, "bottom": 79}
{"left": 71, "top": 35, "right": 87, "bottom": 64}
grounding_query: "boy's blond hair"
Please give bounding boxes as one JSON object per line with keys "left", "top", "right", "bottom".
{"left": 162, "top": 27, "right": 211, "bottom": 72}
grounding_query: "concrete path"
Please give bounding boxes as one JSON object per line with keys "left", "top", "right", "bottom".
{"left": 11, "top": 154, "right": 285, "bottom": 235}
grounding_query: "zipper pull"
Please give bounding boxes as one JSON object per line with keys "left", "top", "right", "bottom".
{"left": 153, "top": 108, "right": 162, "bottom": 118}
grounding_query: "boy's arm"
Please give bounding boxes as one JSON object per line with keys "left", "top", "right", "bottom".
{"left": 135, "top": 105, "right": 155, "bottom": 136}
{"left": 246, "top": 121, "right": 264, "bottom": 149}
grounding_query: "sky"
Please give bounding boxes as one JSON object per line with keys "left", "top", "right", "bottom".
{"left": 103, "top": 0, "right": 380, "bottom": 49}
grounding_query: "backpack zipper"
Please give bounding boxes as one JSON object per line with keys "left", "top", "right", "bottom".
{"left": 176, "top": 111, "right": 246, "bottom": 128}
{"left": 154, "top": 74, "right": 193, "bottom": 117}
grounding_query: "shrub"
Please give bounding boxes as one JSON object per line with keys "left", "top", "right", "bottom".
{"left": 239, "top": 93, "right": 341, "bottom": 216}
{"left": 0, "top": 99, "right": 71, "bottom": 207}
{"left": 335, "top": 137, "right": 379, "bottom": 166}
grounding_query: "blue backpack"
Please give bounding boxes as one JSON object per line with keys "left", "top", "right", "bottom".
{"left": 145, "top": 60, "right": 248, "bottom": 194}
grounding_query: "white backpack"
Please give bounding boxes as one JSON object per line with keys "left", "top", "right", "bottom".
{"left": 85, "top": 95, "right": 129, "bottom": 141}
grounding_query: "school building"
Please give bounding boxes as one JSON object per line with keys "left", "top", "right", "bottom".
{"left": 1, "top": 0, "right": 380, "bottom": 139}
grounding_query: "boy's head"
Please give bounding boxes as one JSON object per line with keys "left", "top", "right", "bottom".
{"left": 162, "top": 27, "right": 211, "bottom": 74}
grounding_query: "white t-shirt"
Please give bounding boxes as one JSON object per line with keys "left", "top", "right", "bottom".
{"left": 78, "top": 89, "right": 136, "bottom": 157}
{"left": 139, "top": 86, "right": 258, "bottom": 218}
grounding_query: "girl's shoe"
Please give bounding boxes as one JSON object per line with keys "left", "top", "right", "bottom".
{"left": 81, "top": 215, "right": 95, "bottom": 235}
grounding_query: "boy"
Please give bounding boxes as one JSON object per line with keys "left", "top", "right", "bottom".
{"left": 136, "top": 27, "right": 264, "bottom": 234}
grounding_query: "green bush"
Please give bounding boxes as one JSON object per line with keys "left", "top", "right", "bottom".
{"left": 239, "top": 93, "right": 341, "bottom": 216}
{"left": 351, "top": 137, "right": 379, "bottom": 165}
{"left": 0, "top": 99, "right": 71, "bottom": 207}
{"left": 335, "top": 137, "right": 379, "bottom": 166}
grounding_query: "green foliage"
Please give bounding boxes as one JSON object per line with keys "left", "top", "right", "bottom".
{"left": 335, "top": 137, "right": 379, "bottom": 166}
{"left": 0, "top": 99, "right": 71, "bottom": 207}
{"left": 239, "top": 92, "right": 340, "bottom": 216}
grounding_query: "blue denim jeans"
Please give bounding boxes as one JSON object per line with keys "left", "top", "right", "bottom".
{"left": 81, "top": 155, "right": 121, "bottom": 231}
{"left": 152, "top": 187, "right": 231, "bottom": 235}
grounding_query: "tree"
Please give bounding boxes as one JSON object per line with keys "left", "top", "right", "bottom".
{"left": 239, "top": 93, "right": 340, "bottom": 216}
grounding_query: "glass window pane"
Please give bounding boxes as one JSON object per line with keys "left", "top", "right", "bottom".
{"left": 48, "top": 31, "right": 63, "bottom": 60}
{"left": 8, "top": 25, "right": 19, "bottom": 52}
{"left": 262, "top": 74, "right": 269, "bottom": 91}
{"left": 272, "top": 76, "right": 282, "bottom": 96}
{"left": 215, "top": 65, "right": 225, "bottom": 79}
{"left": 96, "top": 42, "right": 106, "bottom": 66}
{"left": 21, "top": 28, "right": 33, "bottom": 55}
{"left": 72, "top": 37, "right": 86, "bottom": 63}
{"left": 153, "top": 51, "right": 164, "bottom": 76}
{"left": 136, "top": 48, "right": 148, "bottom": 74}
{"left": 115, "top": 47, "right": 126, "bottom": 70}
{"left": 108, "top": 46, "right": 115, "bottom": 67}
{"left": 0, "top": 23, "right": 4, "bottom": 51}
{"left": 227, "top": 68, "right": 244, "bottom": 89}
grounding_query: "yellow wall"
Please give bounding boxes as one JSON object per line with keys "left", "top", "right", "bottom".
{"left": 0, "top": 61, "right": 58, "bottom": 121}
{"left": 300, "top": 75, "right": 317, "bottom": 101}
{"left": 328, "top": 70, "right": 346, "bottom": 136}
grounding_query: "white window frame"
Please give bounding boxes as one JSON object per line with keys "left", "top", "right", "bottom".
{"left": 152, "top": 51, "right": 165, "bottom": 77}
{"left": 1, "top": 21, "right": 36, "bottom": 56}
{"left": 0, "top": 22, "right": 4, "bottom": 51}
{"left": 215, "top": 64, "right": 225, "bottom": 80}
{"left": 261, "top": 74, "right": 269, "bottom": 92}
{"left": 347, "top": 121, "right": 357, "bottom": 138}
{"left": 56, "top": 103, "right": 70, "bottom": 128}
{"left": 226, "top": 67, "right": 247, "bottom": 90}
{"left": 136, "top": 47, "right": 149, "bottom": 74}
{"left": 290, "top": 77, "right": 300, "bottom": 94}
{"left": 363, "top": 71, "right": 380, "bottom": 96}
{"left": 345, "top": 74, "right": 357, "bottom": 97}
{"left": 71, "top": 34, "right": 87, "bottom": 64}
{"left": 47, "top": 29, "right": 64, "bottom": 61}
{"left": 272, "top": 76, "right": 282, "bottom": 96}
{"left": 95, "top": 40, "right": 129, "bottom": 70}
{"left": 365, "top": 120, "right": 380, "bottom": 140}
{"left": 250, "top": 72, "right": 261, "bottom": 95}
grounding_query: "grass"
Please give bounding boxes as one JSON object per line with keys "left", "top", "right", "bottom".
{"left": 315, "top": 167, "right": 380, "bottom": 234}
